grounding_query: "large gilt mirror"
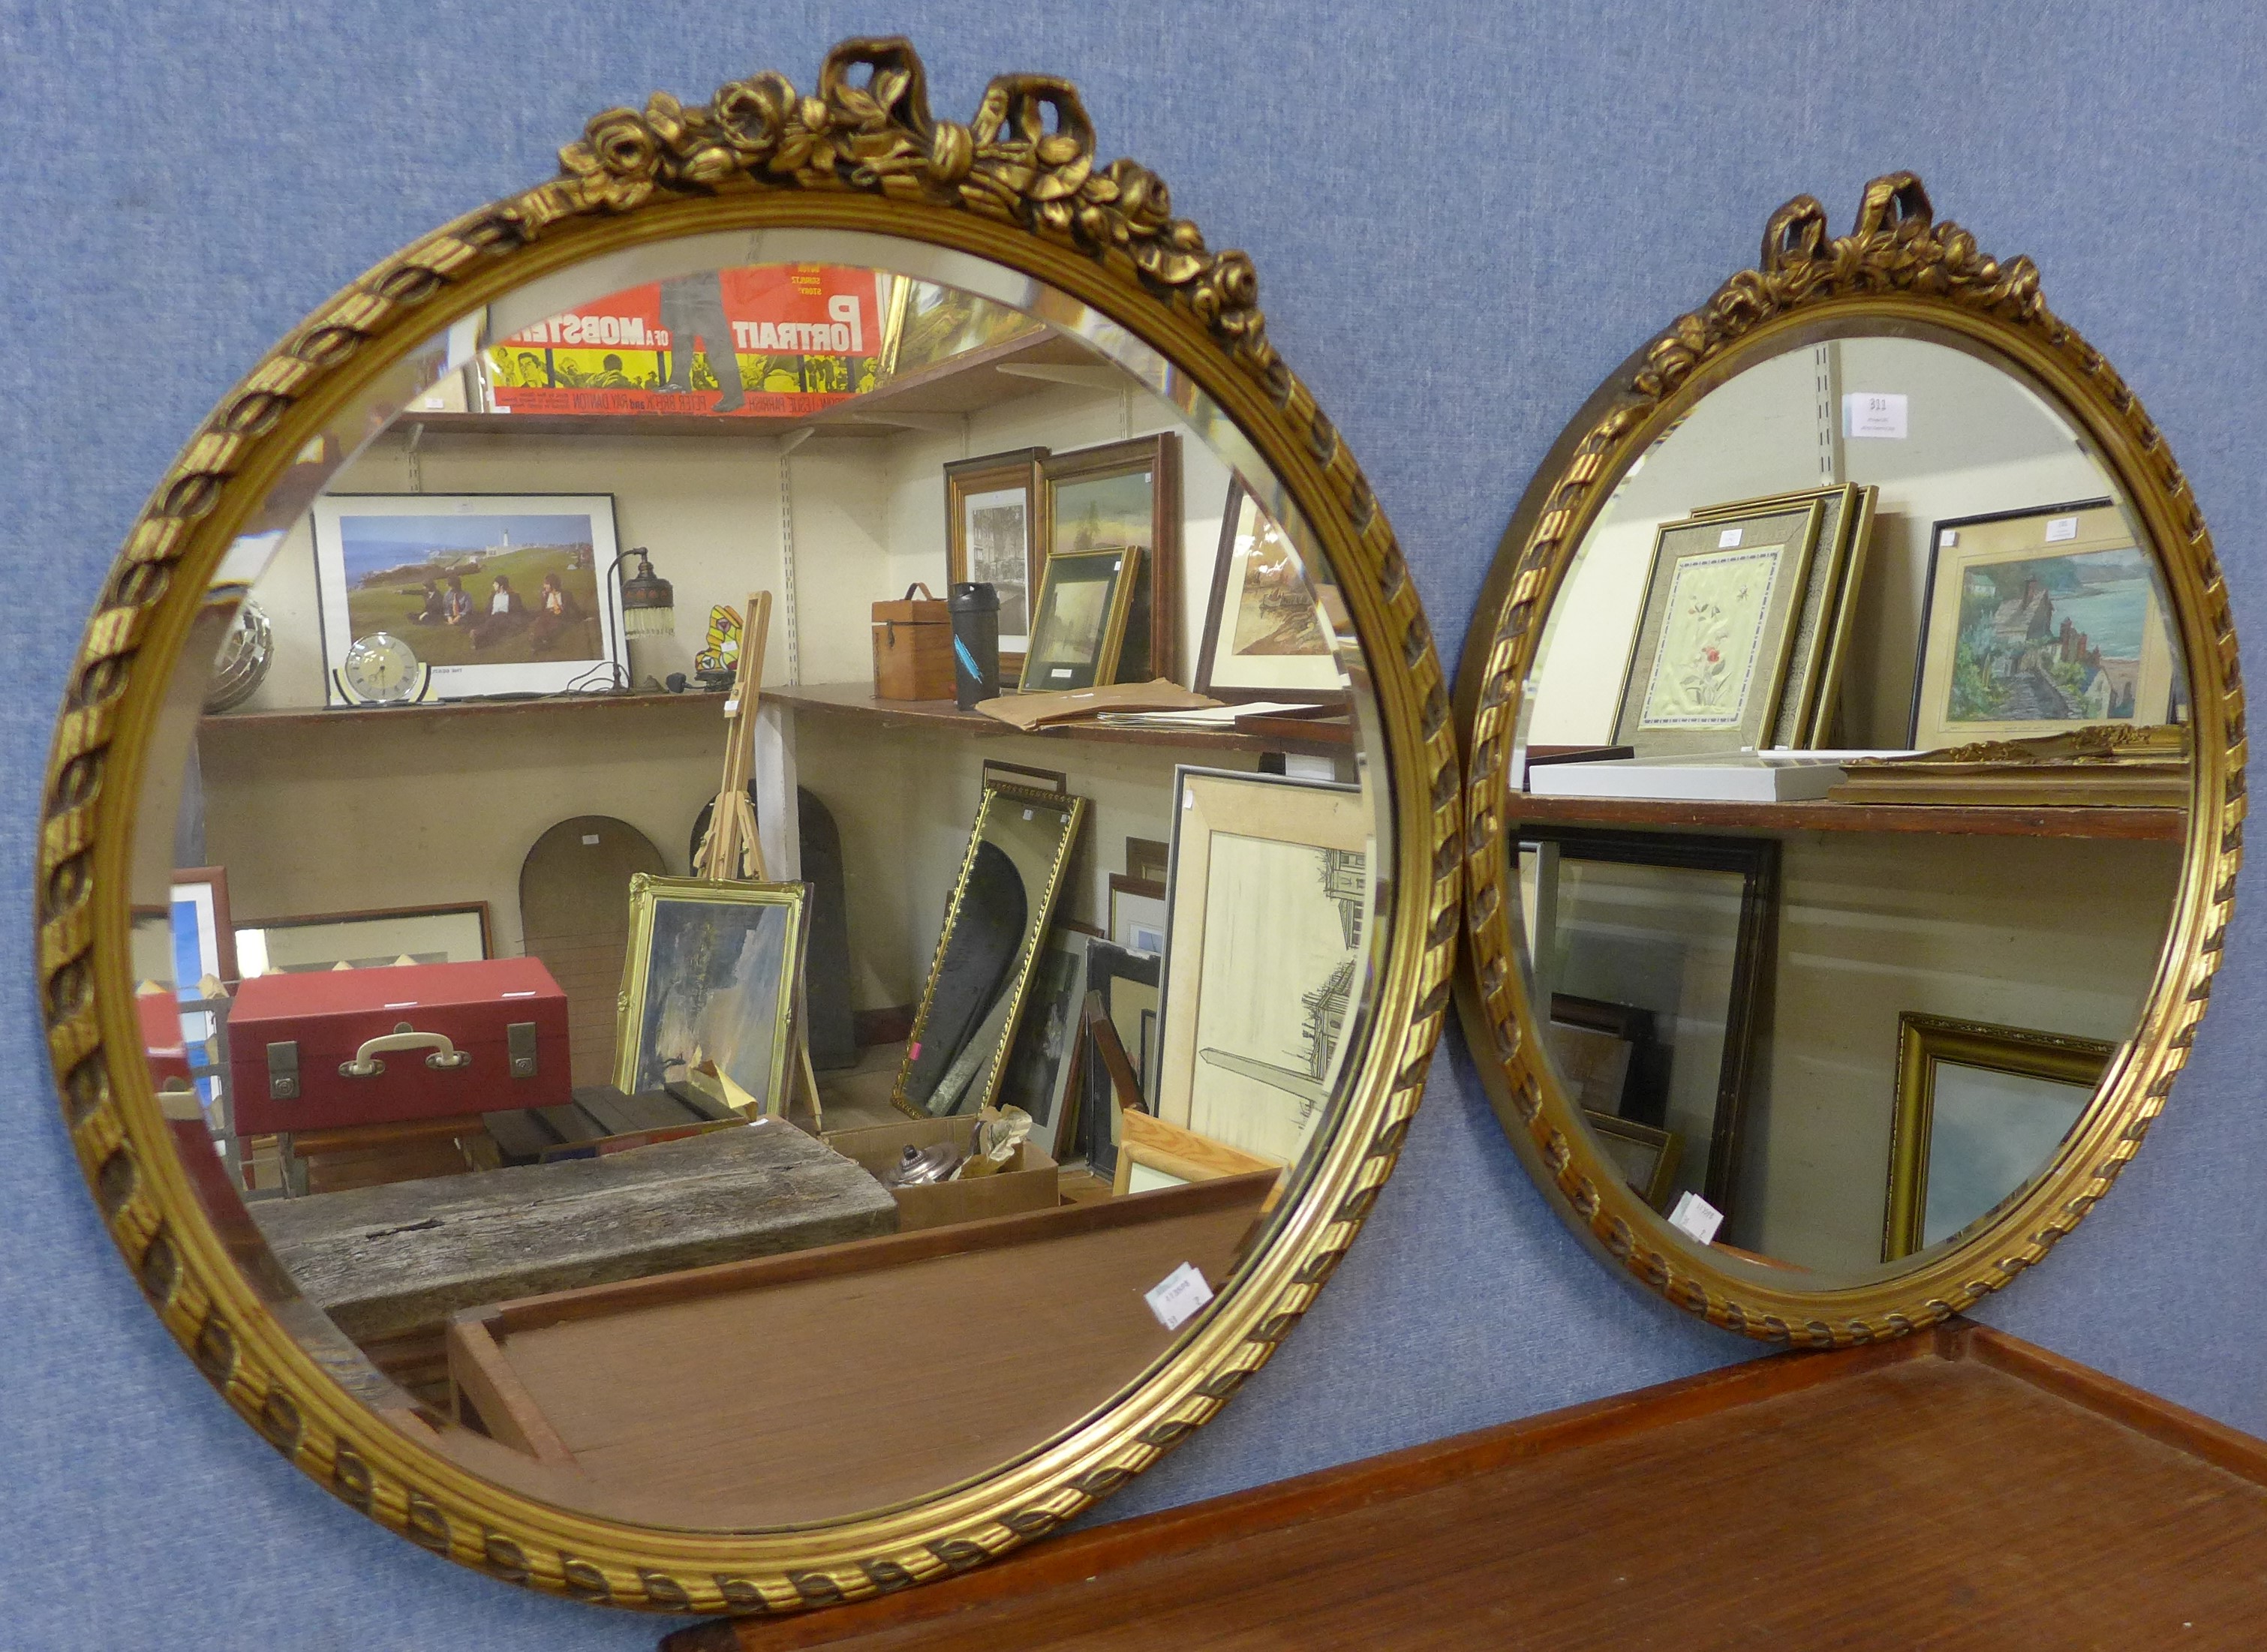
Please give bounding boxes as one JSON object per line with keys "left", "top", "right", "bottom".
{"left": 42, "top": 41, "right": 1457, "bottom": 1613}
{"left": 1457, "top": 176, "right": 2238, "bottom": 1342}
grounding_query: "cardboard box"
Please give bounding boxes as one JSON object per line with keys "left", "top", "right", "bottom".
{"left": 826, "top": 1115, "right": 1060, "bottom": 1231}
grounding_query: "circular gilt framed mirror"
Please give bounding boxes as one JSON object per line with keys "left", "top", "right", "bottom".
{"left": 1457, "top": 175, "right": 2238, "bottom": 1345}
{"left": 39, "top": 40, "right": 1457, "bottom": 1613}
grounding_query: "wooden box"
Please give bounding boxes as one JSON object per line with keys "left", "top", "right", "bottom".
{"left": 827, "top": 1114, "right": 1059, "bottom": 1231}
{"left": 872, "top": 583, "right": 954, "bottom": 701}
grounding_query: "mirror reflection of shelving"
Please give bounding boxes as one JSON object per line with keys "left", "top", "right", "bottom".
{"left": 145, "top": 244, "right": 1390, "bottom": 1533}
{"left": 1514, "top": 333, "right": 2188, "bottom": 1280}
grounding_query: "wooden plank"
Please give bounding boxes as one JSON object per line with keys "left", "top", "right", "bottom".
{"left": 446, "top": 1311, "right": 577, "bottom": 1467}
{"left": 250, "top": 1119, "right": 896, "bottom": 1340}
{"left": 201, "top": 687, "right": 724, "bottom": 734}
{"left": 1513, "top": 790, "right": 2186, "bottom": 841}
{"left": 662, "top": 1324, "right": 2267, "bottom": 1650}
{"left": 485, "top": 1170, "right": 1278, "bottom": 1336}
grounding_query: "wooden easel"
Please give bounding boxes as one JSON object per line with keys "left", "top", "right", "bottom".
{"left": 695, "top": 590, "right": 771, "bottom": 883}
{"left": 692, "top": 591, "right": 825, "bottom": 1130}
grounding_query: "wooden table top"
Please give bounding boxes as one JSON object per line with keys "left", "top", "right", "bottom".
{"left": 252, "top": 1117, "right": 896, "bottom": 1341}
{"left": 664, "top": 1322, "right": 2267, "bottom": 1650}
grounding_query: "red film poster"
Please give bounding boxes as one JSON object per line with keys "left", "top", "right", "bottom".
{"left": 484, "top": 265, "right": 888, "bottom": 418}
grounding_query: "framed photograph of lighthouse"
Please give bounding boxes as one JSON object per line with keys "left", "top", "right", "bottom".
{"left": 309, "top": 493, "right": 626, "bottom": 705}
{"left": 1909, "top": 499, "right": 2179, "bottom": 750}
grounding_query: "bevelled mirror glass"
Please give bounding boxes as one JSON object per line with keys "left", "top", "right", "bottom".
{"left": 1457, "top": 176, "right": 2237, "bottom": 1343}
{"left": 44, "top": 41, "right": 1457, "bottom": 1613}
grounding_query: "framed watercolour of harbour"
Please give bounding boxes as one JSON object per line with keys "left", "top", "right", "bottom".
{"left": 310, "top": 493, "right": 627, "bottom": 704}
{"left": 1154, "top": 768, "right": 1371, "bottom": 1166}
{"left": 1910, "top": 500, "right": 2179, "bottom": 749}
{"left": 1610, "top": 500, "right": 1826, "bottom": 757}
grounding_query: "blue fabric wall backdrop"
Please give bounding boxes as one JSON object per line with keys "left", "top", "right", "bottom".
{"left": 3, "top": 3, "right": 2262, "bottom": 1643}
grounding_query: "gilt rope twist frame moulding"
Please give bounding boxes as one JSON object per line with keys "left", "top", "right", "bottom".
{"left": 38, "top": 40, "right": 1460, "bottom": 1614}
{"left": 1455, "top": 173, "right": 2244, "bottom": 1348}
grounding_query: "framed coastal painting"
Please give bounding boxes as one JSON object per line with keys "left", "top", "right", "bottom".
{"left": 944, "top": 447, "right": 1048, "bottom": 675}
{"left": 1195, "top": 478, "right": 1346, "bottom": 704}
{"left": 1040, "top": 434, "right": 1180, "bottom": 683}
{"left": 1610, "top": 499, "right": 1826, "bottom": 757}
{"left": 1884, "top": 1014, "right": 2116, "bottom": 1261}
{"left": 615, "top": 876, "right": 807, "bottom": 1114}
{"left": 310, "top": 493, "right": 626, "bottom": 704}
{"left": 1910, "top": 499, "right": 2179, "bottom": 749}
{"left": 1154, "top": 768, "right": 1371, "bottom": 1165}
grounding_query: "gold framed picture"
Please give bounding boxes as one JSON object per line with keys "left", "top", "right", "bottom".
{"left": 1195, "top": 478, "right": 1345, "bottom": 703}
{"left": 1884, "top": 1013, "right": 2117, "bottom": 1261}
{"left": 1611, "top": 499, "right": 1827, "bottom": 756}
{"left": 894, "top": 782, "right": 1087, "bottom": 1119}
{"left": 945, "top": 446, "right": 1048, "bottom": 675}
{"left": 1155, "top": 767, "right": 1371, "bottom": 1164}
{"left": 1685, "top": 483, "right": 1877, "bottom": 748}
{"left": 1582, "top": 1110, "right": 1682, "bottom": 1211}
{"left": 1911, "top": 499, "right": 2180, "bottom": 749}
{"left": 1018, "top": 545, "right": 1142, "bottom": 692}
{"left": 1040, "top": 434, "right": 1180, "bottom": 682}
{"left": 614, "top": 875, "right": 807, "bottom": 1113}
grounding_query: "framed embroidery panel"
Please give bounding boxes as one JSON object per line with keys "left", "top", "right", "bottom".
{"left": 1610, "top": 500, "right": 1826, "bottom": 757}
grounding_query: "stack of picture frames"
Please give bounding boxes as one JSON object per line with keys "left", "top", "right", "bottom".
{"left": 902, "top": 765, "right": 1370, "bottom": 1206}
{"left": 1613, "top": 483, "right": 1877, "bottom": 755}
{"left": 945, "top": 437, "right": 1347, "bottom": 711}
{"left": 945, "top": 437, "right": 1183, "bottom": 695}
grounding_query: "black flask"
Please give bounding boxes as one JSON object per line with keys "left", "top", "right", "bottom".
{"left": 949, "top": 581, "right": 1000, "bottom": 710}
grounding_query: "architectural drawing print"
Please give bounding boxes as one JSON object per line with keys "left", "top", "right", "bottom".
{"left": 1191, "top": 837, "right": 1367, "bottom": 1161}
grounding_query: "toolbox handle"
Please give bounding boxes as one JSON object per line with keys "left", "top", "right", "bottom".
{"left": 339, "top": 1024, "right": 473, "bottom": 1080}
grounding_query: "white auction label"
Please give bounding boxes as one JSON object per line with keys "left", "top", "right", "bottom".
{"left": 1144, "top": 1262, "right": 1215, "bottom": 1330}
{"left": 1842, "top": 392, "right": 1908, "bottom": 440}
{"left": 2045, "top": 515, "right": 2080, "bottom": 543}
{"left": 1667, "top": 1190, "right": 1724, "bottom": 1245}
{"left": 1716, "top": 527, "right": 1743, "bottom": 548}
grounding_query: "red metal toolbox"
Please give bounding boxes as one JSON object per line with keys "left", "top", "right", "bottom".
{"left": 230, "top": 957, "right": 570, "bottom": 1135}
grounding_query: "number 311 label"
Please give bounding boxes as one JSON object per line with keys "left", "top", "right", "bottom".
{"left": 1842, "top": 392, "right": 1909, "bottom": 440}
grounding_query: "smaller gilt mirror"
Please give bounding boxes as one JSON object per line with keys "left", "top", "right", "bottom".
{"left": 1457, "top": 175, "right": 2239, "bottom": 1343}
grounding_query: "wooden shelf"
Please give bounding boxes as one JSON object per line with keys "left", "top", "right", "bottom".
{"left": 200, "top": 688, "right": 728, "bottom": 734}
{"left": 1513, "top": 790, "right": 2187, "bottom": 842}
{"left": 382, "top": 330, "right": 1109, "bottom": 445}
{"left": 200, "top": 681, "right": 1355, "bottom": 758}
{"left": 771, "top": 681, "right": 1352, "bottom": 756}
